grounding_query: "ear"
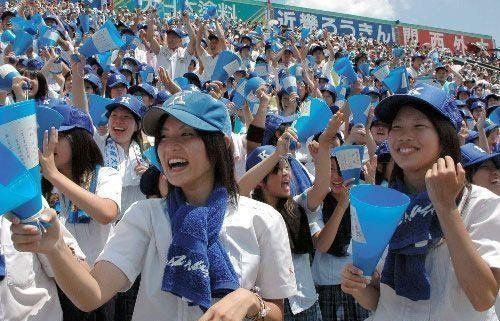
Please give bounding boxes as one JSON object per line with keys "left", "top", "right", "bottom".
{"left": 224, "top": 135, "right": 232, "bottom": 148}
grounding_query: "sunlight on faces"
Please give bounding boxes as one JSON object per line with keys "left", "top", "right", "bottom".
{"left": 110, "top": 84, "right": 128, "bottom": 98}
{"left": 157, "top": 117, "right": 213, "bottom": 190}
{"left": 472, "top": 160, "right": 500, "bottom": 195}
{"left": 108, "top": 107, "right": 137, "bottom": 146}
{"left": 388, "top": 106, "right": 441, "bottom": 174}
{"left": 262, "top": 159, "right": 292, "bottom": 199}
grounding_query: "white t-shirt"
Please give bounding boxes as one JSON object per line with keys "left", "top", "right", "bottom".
{"left": 97, "top": 196, "right": 297, "bottom": 321}
{"left": 199, "top": 51, "right": 219, "bottom": 84}
{"left": 371, "top": 185, "right": 500, "bottom": 321}
{"left": 231, "top": 133, "right": 247, "bottom": 181}
{"left": 0, "top": 216, "right": 85, "bottom": 321}
{"left": 157, "top": 46, "right": 195, "bottom": 79}
{"left": 57, "top": 166, "right": 122, "bottom": 265}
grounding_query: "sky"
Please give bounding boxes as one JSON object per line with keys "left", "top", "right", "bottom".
{"left": 274, "top": 0, "right": 499, "bottom": 46}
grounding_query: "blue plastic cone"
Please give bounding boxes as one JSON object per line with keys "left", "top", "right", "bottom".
{"left": 79, "top": 14, "right": 90, "bottom": 33}
{"left": 78, "top": 20, "right": 125, "bottom": 58}
{"left": 349, "top": 184, "right": 410, "bottom": 277}
{"left": 339, "top": 63, "right": 358, "bottom": 85}
{"left": 38, "top": 26, "right": 59, "bottom": 48}
{"left": 36, "top": 106, "right": 64, "bottom": 150}
{"left": 348, "top": 94, "right": 372, "bottom": 126}
{"left": 1, "top": 30, "right": 16, "bottom": 44}
{"left": 332, "top": 145, "right": 365, "bottom": 184}
{"left": 12, "top": 30, "right": 34, "bottom": 55}
{"left": 333, "top": 57, "right": 351, "bottom": 73}
{"left": 371, "top": 64, "right": 390, "bottom": 82}
{"left": 0, "top": 64, "right": 21, "bottom": 91}
{"left": 244, "top": 77, "right": 266, "bottom": 103}
{"left": 211, "top": 50, "right": 242, "bottom": 82}
{"left": 291, "top": 98, "right": 333, "bottom": 142}
{"left": 281, "top": 75, "right": 298, "bottom": 95}
{"left": 174, "top": 77, "right": 189, "bottom": 90}
{"left": 87, "top": 94, "right": 113, "bottom": 126}
{"left": 383, "top": 66, "right": 410, "bottom": 94}
{"left": 232, "top": 78, "right": 247, "bottom": 110}
{"left": 489, "top": 108, "right": 499, "bottom": 125}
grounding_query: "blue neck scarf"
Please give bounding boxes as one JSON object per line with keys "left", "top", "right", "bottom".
{"left": 161, "top": 186, "right": 240, "bottom": 310}
{"left": 380, "top": 179, "right": 443, "bottom": 301}
{"left": 0, "top": 253, "right": 5, "bottom": 281}
{"left": 289, "top": 157, "right": 312, "bottom": 197}
{"left": 52, "top": 165, "right": 100, "bottom": 224}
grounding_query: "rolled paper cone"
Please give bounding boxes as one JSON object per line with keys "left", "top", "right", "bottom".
{"left": 244, "top": 77, "right": 266, "bottom": 103}
{"left": 1, "top": 30, "right": 16, "bottom": 44}
{"left": 211, "top": 50, "right": 242, "bottom": 83}
{"left": 87, "top": 94, "right": 113, "bottom": 126}
{"left": 78, "top": 20, "right": 125, "bottom": 58}
{"left": 359, "top": 62, "right": 370, "bottom": 77}
{"left": 174, "top": 77, "right": 189, "bottom": 90}
{"left": 38, "top": 26, "right": 59, "bottom": 48}
{"left": 281, "top": 75, "right": 297, "bottom": 94}
{"left": 383, "top": 66, "right": 409, "bottom": 94}
{"left": 0, "top": 64, "right": 21, "bottom": 91}
{"left": 489, "top": 108, "right": 499, "bottom": 125}
{"left": 333, "top": 56, "right": 351, "bottom": 73}
{"left": 35, "top": 106, "right": 64, "bottom": 150}
{"left": 291, "top": 98, "right": 333, "bottom": 143}
{"left": 332, "top": 145, "right": 365, "bottom": 184}
{"left": 371, "top": 64, "right": 390, "bottom": 82}
{"left": 232, "top": 78, "right": 247, "bottom": 110}
{"left": 339, "top": 64, "right": 358, "bottom": 84}
{"left": 348, "top": 94, "right": 372, "bottom": 126}
{"left": 12, "top": 30, "right": 34, "bottom": 55}
{"left": 349, "top": 184, "right": 410, "bottom": 276}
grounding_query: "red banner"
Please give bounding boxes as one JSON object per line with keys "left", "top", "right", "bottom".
{"left": 395, "top": 25, "right": 494, "bottom": 55}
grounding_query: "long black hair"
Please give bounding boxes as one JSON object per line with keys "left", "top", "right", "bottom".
{"left": 154, "top": 115, "right": 239, "bottom": 204}
{"left": 42, "top": 128, "right": 104, "bottom": 197}
{"left": 13, "top": 70, "right": 49, "bottom": 101}
{"left": 389, "top": 105, "right": 461, "bottom": 184}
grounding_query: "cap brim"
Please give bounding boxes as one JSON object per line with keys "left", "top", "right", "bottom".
{"left": 464, "top": 153, "right": 500, "bottom": 168}
{"left": 375, "top": 94, "right": 436, "bottom": 124}
{"left": 108, "top": 81, "right": 129, "bottom": 88}
{"left": 105, "top": 103, "right": 142, "bottom": 120}
{"left": 142, "top": 106, "right": 220, "bottom": 137}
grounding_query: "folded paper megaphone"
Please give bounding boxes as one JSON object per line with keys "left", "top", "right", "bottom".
{"left": 348, "top": 94, "right": 372, "bottom": 126}
{"left": 349, "top": 184, "right": 410, "bottom": 277}
{"left": 332, "top": 145, "right": 365, "bottom": 184}
{"left": 78, "top": 20, "right": 125, "bottom": 58}
{"left": 291, "top": 98, "right": 333, "bottom": 142}
{"left": 211, "top": 50, "right": 242, "bottom": 83}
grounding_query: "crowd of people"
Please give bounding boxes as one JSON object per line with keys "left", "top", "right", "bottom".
{"left": 0, "top": 1, "right": 499, "bottom": 321}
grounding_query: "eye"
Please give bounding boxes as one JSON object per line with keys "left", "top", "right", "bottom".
{"left": 181, "top": 132, "right": 195, "bottom": 137}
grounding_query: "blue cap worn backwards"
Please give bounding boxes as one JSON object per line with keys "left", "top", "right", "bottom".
{"left": 142, "top": 91, "right": 231, "bottom": 137}
{"left": 375, "top": 83, "right": 462, "bottom": 131}
{"left": 246, "top": 145, "right": 276, "bottom": 171}
{"left": 52, "top": 104, "right": 94, "bottom": 135}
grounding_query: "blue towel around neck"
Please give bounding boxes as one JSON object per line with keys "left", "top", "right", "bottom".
{"left": 288, "top": 156, "right": 312, "bottom": 196}
{"left": 380, "top": 179, "right": 443, "bottom": 301}
{"left": 0, "top": 254, "right": 5, "bottom": 281}
{"left": 161, "top": 186, "right": 240, "bottom": 310}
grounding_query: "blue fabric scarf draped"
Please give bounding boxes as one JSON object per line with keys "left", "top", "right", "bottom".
{"left": 380, "top": 179, "right": 443, "bottom": 301}
{"left": 52, "top": 165, "right": 100, "bottom": 224}
{"left": 288, "top": 157, "right": 312, "bottom": 197}
{"left": 0, "top": 254, "right": 5, "bottom": 281}
{"left": 161, "top": 186, "right": 240, "bottom": 310}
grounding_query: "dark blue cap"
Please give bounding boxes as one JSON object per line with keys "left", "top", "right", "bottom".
{"left": 470, "top": 100, "right": 486, "bottom": 111}
{"left": 26, "top": 57, "right": 44, "bottom": 71}
{"left": 361, "top": 86, "right": 381, "bottom": 97}
{"left": 106, "top": 73, "right": 129, "bottom": 88}
{"left": 105, "top": 94, "right": 145, "bottom": 120}
{"left": 375, "top": 83, "right": 462, "bottom": 131}
{"left": 129, "top": 83, "right": 158, "bottom": 99}
{"left": 84, "top": 73, "right": 103, "bottom": 92}
{"left": 246, "top": 145, "right": 276, "bottom": 171}
{"left": 456, "top": 85, "right": 470, "bottom": 95}
{"left": 155, "top": 90, "right": 171, "bottom": 105}
{"left": 262, "top": 113, "right": 296, "bottom": 145}
{"left": 319, "top": 84, "right": 337, "bottom": 96}
{"left": 51, "top": 104, "right": 94, "bottom": 135}
{"left": 142, "top": 91, "right": 231, "bottom": 137}
{"left": 460, "top": 143, "right": 499, "bottom": 168}
{"left": 466, "top": 130, "right": 479, "bottom": 143}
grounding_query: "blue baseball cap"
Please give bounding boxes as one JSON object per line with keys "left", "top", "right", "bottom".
{"left": 142, "top": 91, "right": 231, "bottom": 137}
{"left": 51, "top": 104, "right": 94, "bottom": 135}
{"left": 155, "top": 90, "right": 171, "bottom": 105}
{"left": 470, "top": 100, "right": 486, "bottom": 111}
{"left": 460, "top": 143, "right": 499, "bottom": 168}
{"left": 122, "top": 56, "right": 140, "bottom": 66}
{"left": 376, "top": 140, "right": 391, "bottom": 161}
{"left": 84, "top": 73, "right": 103, "bottom": 93}
{"left": 375, "top": 83, "right": 462, "bottom": 131}
{"left": 361, "top": 86, "right": 381, "bottom": 98}
{"left": 105, "top": 94, "right": 145, "bottom": 120}
{"left": 246, "top": 145, "right": 276, "bottom": 171}
{"left": 26, "top": 57, "right": 44, "bottom": 71}
{"left": 106, "top": 73, "right": 129, "bottom": 89}
{"left": 129, "top": 83, "right": 157, "bottom": 99}
{"left": 456, "top": 85, "right": 470, "bottom": 96}
{"left": 263, "top": 114, "right": 296, "bottom": 145}
{"left": 455, "top": 99, "right": 467, "bottom": 108}
{"left": 167, "top": 28, "right": 187, "bottom": 38}
{"left": 466, "top": 130, "right": 479, "bottom": 144}
{"left": 319, "top": 84, "right": 337, "bottom": 96}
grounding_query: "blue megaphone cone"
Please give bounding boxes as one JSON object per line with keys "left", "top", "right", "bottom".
{"left": 348, "top": 94, "right": 372, "bottom": 126}
{"left": 281, "top": 75, "right": 298, "bottom": 95}
{"left": 489, "top": 108, "right": 500, "bottom": 125}
{"left": 1, "top": 30, "right": 16, "bottom": 44}
{"left": 211, "top": 50, "right": 241, "bottom": 82}
{"left": 333, "top": 56, "right": 351, "bottom": 73}
{"left": 174, "top": 77, "right": 190, "bottom": 90}
{"left": 143, "top": 147, "right": 162, "bottom": 172}
{"left": 332, "top": 145, "right": 365, "bottom": 184}
{"left": 79, "top": 14, "right": 90, "bottom": 33}
{"left": 12, "top": 30, "right": 34, "bottom": 55}
{"left": 359, "top": 62, "right": 370, "bottom": 77}
{"left": 38, "top": 26, "right": 59, "bottom": 48}
{"left": 349, "top": 184, "right": 410, "bottom": 277}
{"left": 0, "top": 142, "right": 39, "bottom": 215}
{"left": 78, "top": 20, "right": 125, "bottom": 58}
{"left": 87, "top": 94, "right": 113, "bottom": 126}
{"left": 383, "top": 66, "right": 410, "bottom": 94}
{"left": 0, "top": 64, "right": 21, "bottom": 91}
{"left": 0, "top": 100, "right": 44, "bottom": 225}
{"left": 232, "top": 78, "right": 247, "bottom": 110}
{"left": 371, "top": 64, "right": 390, "bottom": 82}
{"left": 245, "top": 77, "right": 266, "bottom": 103}
{"left": 339, "top": 63, "right": 358, "bottom": 85}
{"left": 291, "top": 98, "right": 333, "bottom": 142}
{"left": 36, "top": 106, "right": 64, "bottom": 150}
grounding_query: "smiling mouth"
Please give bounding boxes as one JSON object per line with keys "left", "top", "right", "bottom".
{"left": 397, "top": 147, "right": 419, "bottom": 155}
{"left": 112, "top": 127, "right": 126, "bottom": 132}
{"left": 168, "top": 158, "right": 189, "bottom": 171}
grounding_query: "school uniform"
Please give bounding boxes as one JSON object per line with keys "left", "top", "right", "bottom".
{"left": 96, "top": 196, "right": 297, "bottom": 321}
{"left": 0, "top": 215, "right": 85, "bottom": 321}
{"left": 371, "top": 185, "right": 500, "bottom": 321}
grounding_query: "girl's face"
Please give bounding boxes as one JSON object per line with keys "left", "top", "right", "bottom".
{"left": 53, "top": 133, "right": 72, "bottom": 170}
{"left": 330, "top": 158, "right": 344, "bottom": 194}
{"left": 472, "top": 160, "right": 499, "bottom": 195}
{"left": 471, "top": 108, "right": 484, "bottom": 121}
{"left": 297, "top": 82, "right": 306, "bottom": 100}
{"left": 488, "top": 128, "right": 499, "bottom": 151}
{"left": 388, "top": 106, "right": 441, "bottom": 174}
{"left": 108, "top": 107, "right": 137, "bottom": 145}
{"left": 110, "top": 84, "right": 128, "bottom": 98}
{"left": 24, "top": 76, "right": 39, "bottom": 98}
{"left": 64, "top": 76, "right": 73, "bottom": 92}
{"left": 322, "top": 91, "right": 334, "bottom": 107}
{"left": 157, "top": 117, "right": 212, "bottom": 190}
{"left": 280, "top": 93, "right": 297, "bottom": 115}
{"left": 84, "top": 81, "right": 96, "bottom": 94}
{"left": 263, "top": 160, "right": 291, "bottom": 199}
{"left": 371, "top": 124, "right": 389, "bottom": 144}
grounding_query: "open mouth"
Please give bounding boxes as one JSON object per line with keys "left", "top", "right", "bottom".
{"left": 112, "top": 126, "right": 126, "bottom": 133}
{"left": 491, "top": 178, "right": 499, "bottom": 186}
{"left": 168, "top": 158, "right": 189, "bottom": 171}
{"left": 397, "top": 146, "right": 419, "bottom": 155}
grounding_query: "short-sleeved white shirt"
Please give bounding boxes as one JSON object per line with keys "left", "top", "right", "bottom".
{"left": 199, "top": 51, "right": 219, "bottom": 84}
{"left": 157, "top": 46, "right": 195, "bottom": 79}
{"left": 371, "top": 185, "right": 500, "bottom": 321}
{"left": 97, "top": 196, "right": 297, "bottom": 321}
{"left": 57, "top": 166, "right": 122, "bottom": 265}
{"left": 0, "top": 215, "right": 85, "bottom": 321}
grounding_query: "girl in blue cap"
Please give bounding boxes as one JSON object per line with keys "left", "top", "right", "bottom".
{"left": 238, "top": 113, "right": 343, "bottom": 321}
{"left": 39, "top": 105, "right": 122, "bottom": 321}
{"left": 461, "top": 143, "right": 499, "bottom": 196}
{"left": 340, "top": 84, "right": 500, "bottom": 321}
{"left": 10, "top": 91, "right": 296, "bottom": 321}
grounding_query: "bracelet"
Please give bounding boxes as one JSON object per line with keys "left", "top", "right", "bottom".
{"left": 245, "top": 287, "right": 270, "bottom": 321}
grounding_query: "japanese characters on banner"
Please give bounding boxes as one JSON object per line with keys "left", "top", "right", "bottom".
{"left": 273, "top": 8, "right": 395, "bottom": 44}
{"left": 395, "top": 25, "right": 494, "bottom": 55}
